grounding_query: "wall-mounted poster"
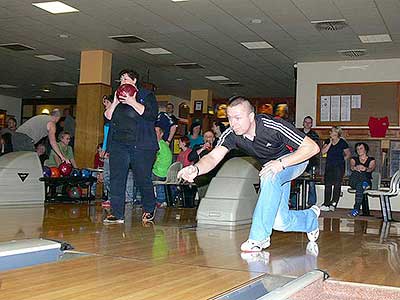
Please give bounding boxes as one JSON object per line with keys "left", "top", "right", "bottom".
{"left": 330, "top": 95, "right": 341, "bottom": 121}
{"left": 320, "top": 96, "right": 330, "bottom": 121}
{"left": 340, "top": 95, "right": 351, "bottom": 121}
{"left": 194, "top": 100, "right": 203, "bottom": 112}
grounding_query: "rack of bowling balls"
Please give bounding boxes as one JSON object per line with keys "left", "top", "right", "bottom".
{"left": 40, "top": 162, "right": 96, "bottom": 202}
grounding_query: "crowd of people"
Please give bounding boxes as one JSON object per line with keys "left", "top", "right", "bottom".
{"left": 0, "top": 68, "right": 377, "bottom": 252}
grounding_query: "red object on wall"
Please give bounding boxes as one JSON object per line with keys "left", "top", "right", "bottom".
{"left": 368, "top": 116, "right": 389, "bottom": 137}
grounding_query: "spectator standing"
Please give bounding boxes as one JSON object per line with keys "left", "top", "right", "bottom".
{"left": 300, "top": 116, "right": 320, "bottom": 207}
{"left": 320, "top": 126, "right": 351, "bottom": 212}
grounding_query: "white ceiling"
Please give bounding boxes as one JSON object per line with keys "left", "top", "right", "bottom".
{"left": 0, "top": 0, "right": 400, "bottom": 100}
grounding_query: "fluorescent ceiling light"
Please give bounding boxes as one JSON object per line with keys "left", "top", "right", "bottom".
{"left": 205, "top": 76, "right": 230, "bottom": 81}
{"left": 35, "top": 54, "right": 65, "bottom": 61}
{"left": 359, "top": 34, "right": 392, "bottom": 43}
{"left": 241, "top": 41, "right": 273, "bottom": 49}
{"left": 51, "top": 81, "right": 74, "bottom": 86}
{"left": 42, "top": 89, "right": 50, "bottom": 92}
{"left": 0, "top": 84, "right": 17, "bottom": 88}
{"left": 32, "top": 1, "right": 79, "bottom": 14}
{"left": 171, "top": 0, "right": 189, "bottom": 2}
{"left": 140, "top": 48, "right": 172, "bottom": 55}
{"left": 220, "top": 82, "right": 241, "bottom": 85}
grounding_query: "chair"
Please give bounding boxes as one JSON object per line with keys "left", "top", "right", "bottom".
{"left": 365, "top": 170, "right": 400, "bottom": 222}
{"left": 347, "top": 171, "right": 381, "bottom": 216}
{"left": 153, "top": 162, "right": 183, "bottom": 206}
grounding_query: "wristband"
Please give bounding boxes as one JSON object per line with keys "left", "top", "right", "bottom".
{"left": 193, "top": 164, "right": 200, "bottom": 176}
{"left": 279, "top": 158, "right": 286, "bottom": 170}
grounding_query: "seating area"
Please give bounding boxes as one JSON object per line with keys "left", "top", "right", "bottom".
{"left": 365, "top": 170, "right": 400, "bottom": 222}
{"left": 153, "top": 162, "right": 197, "bottom": 208}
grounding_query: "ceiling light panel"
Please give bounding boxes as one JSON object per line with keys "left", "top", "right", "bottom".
{"left": 35, "top": 54, "right": 65, "bottom": 61}
{"left": 0, "top": 43, "right": 35, "bottom": 51}
{"left": 0, "top": 84, "right": 17, "bottom": 88}
{"left": 359, "top": 34, "right": 392, "bottom": 43}
{"left": 32, "top": 1, "right": 79, "bottom": 14}
{"left": 205, "top": 76, "right": 230, "bottom": 81}
{"left": 51, "top": 82, "right": 74, "bottom": 86}
{"left": 140, "top": 48, "right": 172, "bottom": 55}
{"left": 109, "top": 35, "right": 146, "bottom": 44}
{"left": 241, "top": 41, "right": 273, "bottom": 49}
{"left": 175, "top": 63, "right": 204, "bottom": 69}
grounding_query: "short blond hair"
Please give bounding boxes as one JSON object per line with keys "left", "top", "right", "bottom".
{"left": 330, "top": 126, "right": 343, "bottom": 137}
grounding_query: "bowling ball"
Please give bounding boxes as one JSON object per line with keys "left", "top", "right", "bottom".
{"left": 50, "top": 167, "right": 61, "bottom": 178}
{"left": 42, "top": 166, "right": 51, "bottom": 177}
{"left": 116, "top": 84, "right": 138, "bottom": 101}
{"left": 59, "top": 162, "right": 73, "bottom": 177}
{"left": 81, "top": 169, "right": 91, "bottom": 178}
{"left": 71, "top": 169, "right": 81, "bottom": 177}
{"left": 67, "top": 186, "right": 82, "bottom": 199}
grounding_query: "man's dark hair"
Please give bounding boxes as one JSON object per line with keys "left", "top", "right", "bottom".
{"left": 227, "top": 95, "right": 254, "bottom": 113}
{"left": 355, "top": 142, "right": 369, "bottom": 154}
{"left": 7, "top": 117, "right": 17, "bottom": 125}
{"left": 166, "top": 103, "right": 174, "bottom": 108}
{"left": 304, "top": 116, "right": 313, "bottom": 122}
{"left": 118, "top": 69, "right": 139, "bottom": 82}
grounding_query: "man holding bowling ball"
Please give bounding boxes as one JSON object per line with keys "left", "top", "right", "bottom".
{"left": 104, "top": 69, "right": 158, "bottom": 224}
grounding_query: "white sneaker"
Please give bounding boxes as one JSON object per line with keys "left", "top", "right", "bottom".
{"left": 240, "top": 251, "right": 270, "bottom": 264}
{"left": 320, "top": 205, "right": 330, "bottom": 212}
{"left": 240, "top": 238, "right": 270, "bottom": 252}
{"left": 329, "top": 205, "right": 335, "bottom": 212}
{"left": 306, "top": 241, "right": 319, "bottom": 257}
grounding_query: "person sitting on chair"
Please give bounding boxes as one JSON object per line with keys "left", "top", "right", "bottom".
{"left": 348, "top": 142, "right": 376, "bottom": 217}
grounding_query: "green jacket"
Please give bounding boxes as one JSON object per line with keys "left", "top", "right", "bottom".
{"left": 152, "top": 140, "right": 172, "bottom": 178}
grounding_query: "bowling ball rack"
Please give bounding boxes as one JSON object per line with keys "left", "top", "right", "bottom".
{"left": 40, "top": 176, "right": 96, "bottom": 202}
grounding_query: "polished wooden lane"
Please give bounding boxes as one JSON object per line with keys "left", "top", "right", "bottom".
{"left": 0, "top": 203, "right": 400, "bottom": 300}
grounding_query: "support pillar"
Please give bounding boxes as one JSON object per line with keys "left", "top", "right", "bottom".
{"left": 74, "top": 50, "right": 112, "bottom": 167}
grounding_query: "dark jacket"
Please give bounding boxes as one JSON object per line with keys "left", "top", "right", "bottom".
{"left": 107, "top": 87, "right": 159, "bottom": 152}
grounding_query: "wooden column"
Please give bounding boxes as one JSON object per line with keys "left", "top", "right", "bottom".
{"left": 74, "top": 50, "right": 112, "bottom": 167}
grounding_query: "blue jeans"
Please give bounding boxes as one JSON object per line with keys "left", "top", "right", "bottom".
{"left": 152, "top": 174, "right": 166, "bottom": 203}
{"left": 249, "top": 160, "right": 319, "bottom": 241}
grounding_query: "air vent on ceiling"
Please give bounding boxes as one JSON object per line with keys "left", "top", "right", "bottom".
{"left": 108, "top": 35, "right": 146, "bottom": 43}
{"left": 337, "top": 49, "right": 367, "bottom": 57}
{"left": 0, "top": 43, "right": 35, "bottom": 51}
{"left": 220, "top": 82, "right": 242, "bottom": 87}
{"left": 175, "top": 62, "right": 204, "bottom": 69}
{"left": 311, "top": 19, "right": 348, "bottom": 31}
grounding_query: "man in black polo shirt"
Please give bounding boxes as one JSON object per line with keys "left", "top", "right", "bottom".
{"left": 301, "top": 116, "right": 320, "bottom": 207}
{"left": 178, "top": 96, "right": 320, "bottom": 252}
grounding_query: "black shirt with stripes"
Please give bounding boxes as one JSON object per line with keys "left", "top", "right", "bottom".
{"left": 217, "top": 114, "right": 306, "bottom": 165}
